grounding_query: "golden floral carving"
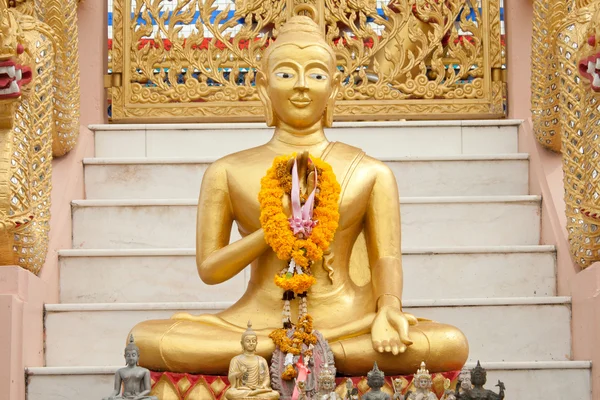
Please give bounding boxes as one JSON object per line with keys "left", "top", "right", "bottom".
{"left": 108, "top": 0, "right": 506, "bottom": 121}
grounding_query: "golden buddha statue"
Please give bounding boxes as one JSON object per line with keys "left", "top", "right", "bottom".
{"left": 130, "top": 15, "right": 468, "bottom": 376}
{"left": 224, "top": 321, "right": 280, "bottom": 399}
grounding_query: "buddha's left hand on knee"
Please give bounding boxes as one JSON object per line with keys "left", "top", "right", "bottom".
{"left": 371, "top": 306, "right": 418, "bottom": 355}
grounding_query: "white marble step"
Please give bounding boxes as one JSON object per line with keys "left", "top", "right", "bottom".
{"left": 44, "top": 297, "right": 571, "bottom": 367}
{"left": 91, "top": 120, "right": 520, "bottom": 159}
{"left": 26, "top": 361, "right": 592, "bottom": 400}
{"left": 58, "top": 246, "right": 556, "bottom": 303}
{"left": 83, "top": 154, "right": 529, "bottom": 199}
{"left": 71, "top": 196, "right": 542, "bottom": 249}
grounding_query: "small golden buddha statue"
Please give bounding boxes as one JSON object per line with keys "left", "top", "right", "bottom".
{"left": 130, "top": 14, "right": 468, "bottom": 376}
{"left": 224, "top": 321, "right": 280, "bottom": 399}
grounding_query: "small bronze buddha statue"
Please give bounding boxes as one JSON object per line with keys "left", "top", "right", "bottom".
{"left": 103, "top": 335, "right": 157, "bottom": 400}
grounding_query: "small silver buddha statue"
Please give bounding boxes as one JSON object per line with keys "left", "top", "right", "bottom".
{"left": 103, "top": 335, "right": 158, "bottom": 400}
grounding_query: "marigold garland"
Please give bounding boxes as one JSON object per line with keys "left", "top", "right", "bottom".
{"left": 259, "top": 154, "right": 340, "bottom": 380}
{"left": 258, "top": 154, "right": 340, "bottom": 271}
{"left": 269, "top": 315, "right": 317, "bottom": 357}
{"left": 274, "top": 273, "right": 317, "bottom": 294}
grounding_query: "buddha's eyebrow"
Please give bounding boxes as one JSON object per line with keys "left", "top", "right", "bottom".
{"left": 304, "top": 60, "right": 330, "bottom": 71}
{"left": 271, "top": 60, "right": 301, "bottom": 70}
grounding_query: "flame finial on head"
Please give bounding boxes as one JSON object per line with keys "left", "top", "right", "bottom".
{"left": 242, "top": 320, "right": 257, "bottom": 339}
{"left": 125, "top": 333, "right": 139, "bottom": 353}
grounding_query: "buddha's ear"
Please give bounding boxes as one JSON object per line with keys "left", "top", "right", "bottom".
{"left": 256, "top": 71, "right": 275, "bottom": 126}
{"left": 324, "top": 71, "right": 341, "bottom": 128}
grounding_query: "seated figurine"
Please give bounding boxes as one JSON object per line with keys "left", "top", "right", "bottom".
{"left": 224, "top": 322, "right": 280, "bottom": 399}
{"left": 103, "top": 335, "right": 157, "bottom": 400}
{"left": 402, "top": 362, "right": 437, "bottom": 400}
{"left": 362, "top": 363, "right": 390, "bottom": 400}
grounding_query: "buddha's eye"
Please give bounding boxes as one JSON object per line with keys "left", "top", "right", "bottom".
{"left": 309, "top": 73, "right": 328, "bottom": 81}
{"left": 275, "top": 72, "right": 294, "bottom": 79}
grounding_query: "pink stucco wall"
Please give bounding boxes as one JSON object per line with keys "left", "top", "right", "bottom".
{"left": 41, "top": 0, "right": 106, "bottom": 302}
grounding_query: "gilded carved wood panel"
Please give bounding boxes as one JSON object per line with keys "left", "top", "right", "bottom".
{"left": 107, "top": 0, "right": 506, "bottom": 122}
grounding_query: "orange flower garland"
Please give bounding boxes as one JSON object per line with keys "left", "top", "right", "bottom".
{"left": 258, "top": 155, "right": 340, "bottom": 271}
{"left": 259, "top": 154, "right": 341, "bottom": 380}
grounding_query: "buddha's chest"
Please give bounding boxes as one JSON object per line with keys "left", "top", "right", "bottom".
{"left": 121, "top": 369, "right": 145, "bottom": 384}
{"left": 227, "top": 166, "right": 372, "bottom": 234}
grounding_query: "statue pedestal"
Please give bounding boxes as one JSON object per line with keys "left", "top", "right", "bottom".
{"left": 149, "top": 370, "right": 461, "bottom": 399}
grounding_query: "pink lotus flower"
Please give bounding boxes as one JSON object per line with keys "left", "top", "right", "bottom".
{"left": 289, "top": 159, "right": 318, "bottom": 237}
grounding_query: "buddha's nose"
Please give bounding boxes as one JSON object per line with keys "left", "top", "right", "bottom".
{"left": 294, "top": 73, "right": 308, "bottom": 91}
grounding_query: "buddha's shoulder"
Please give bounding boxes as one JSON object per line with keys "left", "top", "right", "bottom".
{"left": 331, "top": 142, "right": 390, "bottom": 171}
{"left": 356, "top": 152, "right": 394, "bottom": 177}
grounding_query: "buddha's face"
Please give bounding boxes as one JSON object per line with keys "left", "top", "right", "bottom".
{"left": 259, "top": 44, "right": 339, "bottom": 129}
{"left": 242, "top": 334, "right": 258, "bottom": 352}
{"left": 125, "top": 349, "right": 139, "bottom": 367}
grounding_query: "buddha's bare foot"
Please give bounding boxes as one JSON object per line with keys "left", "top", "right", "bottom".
{"left": 371, "top": 306, "right": 418, "bottom": 355}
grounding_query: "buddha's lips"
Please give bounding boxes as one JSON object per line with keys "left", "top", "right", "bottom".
{"left": 578, "top": 51, "right": 600, "bottom": 92}
{"left": 0, "top": 59, "right": 32, "bottom": 99}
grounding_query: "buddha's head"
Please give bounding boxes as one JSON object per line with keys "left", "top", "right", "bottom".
{"left": 470, "top": 361, "right": 487, "bottom": 387}
{"left": 241, "top": 320, "right": 258, "bottom": 353}
{"left": 124, "top": 334, "right": 140, "bottom": 367}
{"left": 257, "top": 15, "right": 341, "bottom": 130}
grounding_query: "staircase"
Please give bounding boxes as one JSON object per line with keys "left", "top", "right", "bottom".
{"left": 26, "top": 121, "right": 592, "bottom": 399}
